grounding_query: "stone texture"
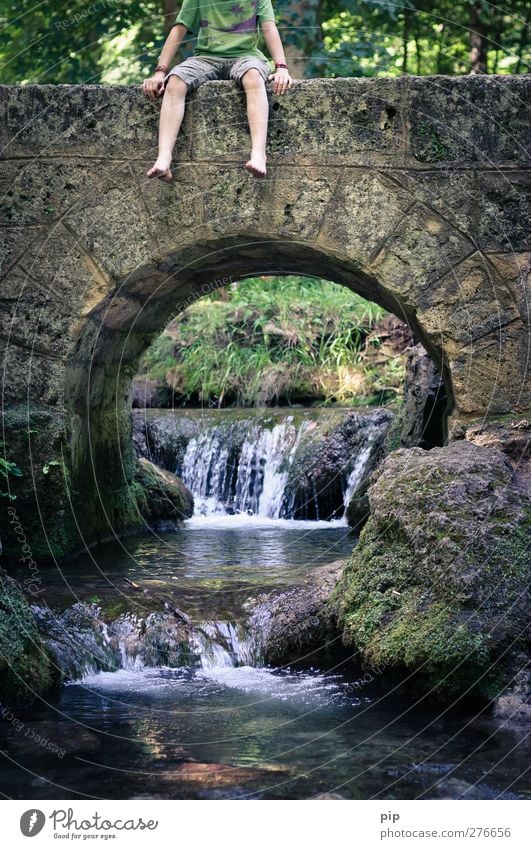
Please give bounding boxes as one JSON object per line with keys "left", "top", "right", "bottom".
{"left": 0, "top": 77, "right": 528, "bottom": 557}
{"left": 135, "top": 456, "right": 194, "bottom": 527}
{"left": 372, "top": 205, "right": 473, "bottom": 298}
{"left": 334, "top": 441, "right": 531, "bottom": 703}
{"left": 406, "top": 74, "right": 530, "bottom": 168}
{"left": 317, "top": 170, "right": 414, "bottom": 265}
{"left": 400, "top": 343, "right": 447, "bottom": 449}
{"left": 0, "top": 570, "right": 54, "bottom": 706}
{"left": 466, "top": 416, "right": 531, "bottom": 497}
{"left": 2, "top": 85, "right": 191, "bottom": 160}
{"left": 388, "top": 169, "right": 479, "bottom": 235}
{"left": 476, "top": 170, "right": 530, "bottom": 252}
{"left": 249, "top": 561, "right": 345, "bottom": 666}
{"left": 191, "top": 77, "right": 405, "bottom": 165}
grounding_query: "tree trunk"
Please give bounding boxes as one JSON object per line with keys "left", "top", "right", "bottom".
{"left": 414, "top": 32, "right": 422, "bottom": 75}
{"left": 162, "top": 0, "right": 178, "bottom": 34}
{"left": 469, "top": 2, "right": 488, "bottom": 74}
{"left": 515, "top": 8, "right": 530, "bottom": 74}
{"left": 436, "top": 24, "right": 446, "bottom": 74}
{"left": 402, "top": 9, "right": 411, "bottom": 74}
{"left": 276, "top": 0, "right": 324, "bottom": 78}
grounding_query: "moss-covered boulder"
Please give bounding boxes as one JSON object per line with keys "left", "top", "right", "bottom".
{"left": 333, "top": 440, "right": 530, "bottom": 703}
{"left": 0, "top": 570, "right": 54, "bottom": 707}
{"left": 1, "top": 406, "right": 79, "bottom": 560}
{"left": 135, "top": 457, "right": 194, "bottom": 528}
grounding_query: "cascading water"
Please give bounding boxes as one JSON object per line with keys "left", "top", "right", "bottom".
{"left": 190, "top": 621, "right": 257, "bottom": 669}
{"left": 181, "top": 417, "right": 312, "bottom": 518}
{"left": 134, "top": 407, "right": 394, "bottom": 521}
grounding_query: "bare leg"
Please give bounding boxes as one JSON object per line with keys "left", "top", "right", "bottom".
{"left": 147, "top": 75, "right": 188, "bottom": 182}
{"left": 241, "top": 69, "right": 268, "bottom": 178}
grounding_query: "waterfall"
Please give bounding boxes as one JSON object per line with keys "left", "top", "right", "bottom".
{"left": 190, "top": 621, "right": 258, "bottom": 669}
{"left": 35, "top": 602, "right": 261, "bottom": 682}
{"left": 180, "top": 417, "right": 313, "bottom": 519}
{"left": 135, "top": 408, "right": 394, "bottom": 522}
{"left": 342, "top": 420, "right": 382, "bottom": 506}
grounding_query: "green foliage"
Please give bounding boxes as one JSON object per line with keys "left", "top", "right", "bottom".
{"left": 136, "top": 275, "right": 403, "bottom": 407}
{"left": 0, "top": 441, "right": 22, "bottom": 500}
{"left": 0, "top": 1, "right": 527, "bottom": 84}
{"left": 318, "top": 1, "right": 530, "bottom": 78}
{"left": 42, "top": 459, "right": 63, "bottom": 476}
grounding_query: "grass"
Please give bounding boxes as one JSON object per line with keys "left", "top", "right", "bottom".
{"left": 135, "top": 275, "right": 406, "bottom": 408}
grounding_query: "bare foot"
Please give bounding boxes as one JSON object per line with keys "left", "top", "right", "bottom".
{"left": 147, "top": 158, "right": 173, "bottom": 182}
{"left": 245, "top": 154, "right": 267, "bottom": 178}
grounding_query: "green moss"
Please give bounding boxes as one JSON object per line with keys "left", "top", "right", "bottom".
{"left": 134, "top": 458, "right": 193, "bottom": 524}
{"left": 0, "top": 571, "right": 53, "bottom": 707}
{"left": 414, "top": 120, "right": 452, "bottom": 163}
{"left": 333, "top": 476, "right": 530, "bottom": 703}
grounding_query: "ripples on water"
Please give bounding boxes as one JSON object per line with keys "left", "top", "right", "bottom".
{"left": 2, "top": 467, "right": 529, "bottom": 800}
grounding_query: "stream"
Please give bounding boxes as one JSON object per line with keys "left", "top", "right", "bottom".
{"left": 1, "top": 409, "right": 528, "bottom": 800}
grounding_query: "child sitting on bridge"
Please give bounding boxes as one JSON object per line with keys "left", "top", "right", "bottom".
{"left": 143, "top": 0, "right": 293, "bottom": 181}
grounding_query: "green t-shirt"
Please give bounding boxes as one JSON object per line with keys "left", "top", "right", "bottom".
{"left": 175, "top": 0, "right": 276, "bottom": 62}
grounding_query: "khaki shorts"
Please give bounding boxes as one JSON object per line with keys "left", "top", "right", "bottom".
{"left": 165, "top": 55, "right": 271, "bottom": 92}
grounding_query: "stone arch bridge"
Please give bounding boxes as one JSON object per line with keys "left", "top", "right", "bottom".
{"left": 0, "top": 75, "right": 529, "bottom": 558}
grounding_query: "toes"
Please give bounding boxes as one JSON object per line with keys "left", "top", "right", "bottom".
{"left": 245, "top": 161, "right": 266, "bottom": 179}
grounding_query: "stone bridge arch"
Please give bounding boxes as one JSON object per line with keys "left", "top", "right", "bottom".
{"left": 0, "top": 76, "right": 529, "bottom": 557}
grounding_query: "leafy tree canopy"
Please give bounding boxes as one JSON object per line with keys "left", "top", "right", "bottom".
{"left": 0, "top": 1, "right": 528, "bottom": 83}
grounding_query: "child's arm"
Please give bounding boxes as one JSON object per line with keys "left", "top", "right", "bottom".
{"left": 142, "top": 24, "right": 188, "bottom": 101}
{"left": 261, "top": 20, "right": 293, "bottom": 95}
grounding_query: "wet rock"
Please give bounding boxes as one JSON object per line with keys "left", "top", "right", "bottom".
{"left": 492, "top": 662, "right": 531, "bottom": 725}
{"left": 334, "top": 441, "right": 531, "bottom": 703}
{"left": 0, "top": 571, "right": 53, "bottom": 707}
{"left": 132, "top": 410, "right": 198, "bottom": 472}
{"left": 249, "top": 561, "right": 345, "bottom": 666}
{"left": 35, "top": 602, "right": 194, "bottom": 679}
{"left": 135, "top": 457, "right": 194, "bottom": 527}
{"left": 284, "top": 408, "right": 394, "bottom": 521}
{"left": 134, "top": 408, "right": 394, "bottom": 522}
{"left": 400, "top": 343, "right": 447, "bottom": 449}
{"left": 33, "top": 603, "right": 117, "bottom": 681}
{"left": 128, "top": 760, "right": 290, "bottom": 799}
{"left": 344, "top": 491, "right": 370, "bottom": 529}
{"left": 107, "top": 611, "right": 192, "bottom": 668}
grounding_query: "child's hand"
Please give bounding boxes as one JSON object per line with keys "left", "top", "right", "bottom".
{"left": 268, "top": 68, "right": 293, "bottom": 96}
{"left": 142, "top": 72, "right": 166, "bottom": 101}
